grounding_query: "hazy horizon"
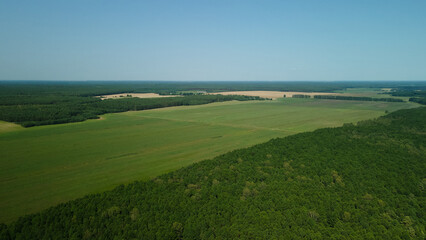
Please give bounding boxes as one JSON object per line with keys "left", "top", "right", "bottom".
{"left": 1, "top": 80, "right": 425, "bottom": 83}
{"left": 1, "top": 0, "right": 425, "bottom": 81}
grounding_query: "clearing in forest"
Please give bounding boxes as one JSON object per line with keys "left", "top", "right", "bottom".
{"left": 98, "top": 93, "right": 180, "bottom": 100}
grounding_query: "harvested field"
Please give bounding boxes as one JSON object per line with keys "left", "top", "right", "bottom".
{"left": 210, "top": 91, "right": 343, "bottom": 99}
{"left": 98, "top": 93, "right": 180, "bottom": 100}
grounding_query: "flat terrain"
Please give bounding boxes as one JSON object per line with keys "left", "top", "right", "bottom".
{"left": 0, "top": 121, "right": 23, "bottom": 134}
{"left": 0, "top": 98, "right": 418, "bottom": 223}
{"left": 98, "top": 93, "right": 179, "bottom": 100}
{"left": 210, "top": 88, "right": 405, "bottom": 100}
{"left": 335, "top": 87, "right": 411, "bottom": 100}
{"left": 210, "top": 91, "right": 343, "bottom": 99}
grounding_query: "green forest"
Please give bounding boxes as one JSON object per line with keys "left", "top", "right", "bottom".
{"left": 291, "top": 94, "right": 311, "bottom": 98}
{"left": 390, "top": 87, "right": 426, "bottom": 105}
{"left": 2, "top": 107, "right": 424, "bottom": 239}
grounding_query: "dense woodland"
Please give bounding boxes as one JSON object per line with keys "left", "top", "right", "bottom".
{"left": 1, "top": 107, "right": 424, "bottom": 239}
{"left": 390, "top": 87, "right": 426, "bottom": 105}
{"left": 409, "top": 97, "right": 426, "bottom": 105}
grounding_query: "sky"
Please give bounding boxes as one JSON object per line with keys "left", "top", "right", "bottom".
{"left": 0, "top": 0, "right": 425, "bottom": 81}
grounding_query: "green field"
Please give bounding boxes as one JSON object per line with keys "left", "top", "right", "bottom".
{"left": 0, "top": 98, "right": 418, "bottom": 223}
{"left": 335, "top": 87, "right": 411, "bottom": 101}
{"left": 0, "top": 121, "right": 23, "bottom": 134}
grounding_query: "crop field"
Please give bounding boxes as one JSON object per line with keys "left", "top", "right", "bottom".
{"left": 210, "top": 88, "right": 406, "bottom": 100}
{"left": 0, "top": 98, "right": 418, "bottom": 223}
{"left": 335, "top": 87, "right": 411, "bottom": 100}
{"left": 98, "top": 92, "right": 180, "bottom": 100}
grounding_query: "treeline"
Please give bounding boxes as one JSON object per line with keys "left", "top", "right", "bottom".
{"left": 1, "top": 107, "right": 425, "bottom": 239}
{"left": 390, "top": 87, "right": 426, "bottom": 105}
{"left": 313, "top": 95, "right": 404, "bottom": 102}
{"left": 409, "top": 97, "right": 426, "bottom": 105}
{"left": 0, "top": 95, "right": 263, "bottom": 127}
{"left": 292, "top": 94, "right": 311, "bottom": 98}
{"left": 389, "top": 87, "right": 426, "bottom": 97}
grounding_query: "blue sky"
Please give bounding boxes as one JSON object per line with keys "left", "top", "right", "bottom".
{"left": 0, "top": 0, "right": 425, "bottom": 81}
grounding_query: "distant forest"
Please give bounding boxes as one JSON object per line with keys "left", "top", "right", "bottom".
{"left": 390, "top": 86, "right": 426, "bottom": 105}
{"left": 2, "top": 107, "right": 424, "bottom": 239}
{"left": 1, "top": 81, "right": 425, "bottom": 127}
{"left": 3, "top": 81, "right": 425, "bottom": 96}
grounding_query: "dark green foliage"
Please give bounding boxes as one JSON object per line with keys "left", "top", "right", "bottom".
{"left": 2, "top": 107, "right": 425, "bottom": 239}
{"left": 314, "top": 95, "right": 404, "bottom": 102}
{"left": 390, "top": 88, "right": 426, "bottom": 98}
{"left": 390, "top": 87, "right": 426, "bottom": 105}
{"left": 292, "top": 94, "right": 311, "bottom": 98}
{"left": 409, "top": 97, "right": 426, "bottom": 105}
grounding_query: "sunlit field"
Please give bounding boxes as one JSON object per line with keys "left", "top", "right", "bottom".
{"left": 0, "top": 98, "right": 417, "bottom": 222}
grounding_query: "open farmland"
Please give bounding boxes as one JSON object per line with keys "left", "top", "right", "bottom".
{"left": 335, "top": 87, "right": 412, "bottom": 100}
{"left": 0, "top": 98, "right": 418, "bottom": 223}
{"left": 98, "top": 93, "right": 180, "bottom": 100}
{"left": 209, "top": 88, "right": 404, "bottom": 100}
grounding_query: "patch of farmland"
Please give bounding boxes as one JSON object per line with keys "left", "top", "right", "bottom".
{"left": 0, "top": 121, "right": 23, "bottom": 134}
{"left": 98, "top": 93, "right": 180, "bottom": 100}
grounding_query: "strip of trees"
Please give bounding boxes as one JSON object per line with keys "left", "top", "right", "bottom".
{"left": 292, "top": 94, "right": 311, "bottom": 98}
{"left": 409, "top": 97, "right": 426, "bottom": 105}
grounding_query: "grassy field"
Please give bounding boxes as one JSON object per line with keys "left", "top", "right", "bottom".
{"left": 0, "top": 98, "right": 418, "bottom": 223}
{"left": 0, "top": 121, "right": 23, "bottom": 134}
{"left": 335, "top": 87, "right": 411, "bottom": 101}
